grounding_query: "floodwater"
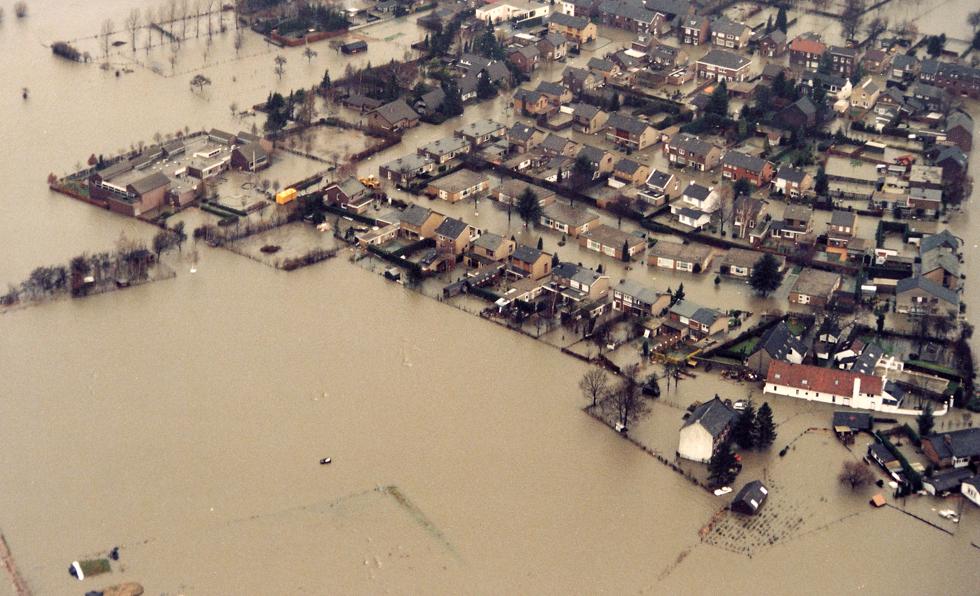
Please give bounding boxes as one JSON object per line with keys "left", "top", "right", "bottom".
{"left": 1, "top": 1, "right": 979, "bottom": 594}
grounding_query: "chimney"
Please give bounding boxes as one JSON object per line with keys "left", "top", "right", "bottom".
{"left": 853, "top": 377, "right": 861, "bottom": 399}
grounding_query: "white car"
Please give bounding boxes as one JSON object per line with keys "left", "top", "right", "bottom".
{"left": 713, "top": 487, "right": 733, "bottom": 496}
{"left": 733, "top": 400, "right": 748, "bottom": 411}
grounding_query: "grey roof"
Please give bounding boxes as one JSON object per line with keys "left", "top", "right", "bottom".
{"left": 918, "top": 250, "right": 959, "bottom": 278}
{"left": 646, "top": 169, "right": 673, "bottom": 189}
{"left": 435, "top": 217, "right": 469, "bottom": 239}
{"left": 511, "top": 45, "right": 540, "bottom": 60}
{"left": 676, "top": 206, "right": 708, "bottom": 220}
{"left": 473, "top": 231, "right": 507, "bottom": 252}
{"left": 536, "top": 81, "right": 568, "bottom": 97}
{"left": 832, "top": 411, "right": 872, "bottom": 431}
{"left": 235, "top": 140, "right": 269, "bottom": 162}
{"left": 419, "top": 88, "right": 446, "bottom": 110}
{"left": 944, "top": 428, "right": 980, "bottom": 459}
{"left": 577, "top": 144, "right": 607, "bottom": 165}
{"left": 692, "top": 306, "right": 722, "bottom": 326}
{"left": 382, "top": 153, "right": 434, "bottom": 174}
{"left": 935, "top": 146, "right": 967, "bottom": 170}
{"left": 540, "top": 133, "right": 576, "bottom": 154}
{"left": 852, "top": 343, "right": 884, "bottom": 375}
{"left": 683, "top": 396, "right": 737, "bottom": 437}
{"left": 783, "top": 203, "right": 813, "bottom": 222}
{"left": 549, "top": 12, "right": 589, "bottom": 29}
{"left": 542, "top": 203, "right": 599, "bottom": 227}
{"left": 891, "top": 54, "right": 916, "bottom": 69}
{"left": 925, "top": 468, "right": 974, "bottom": 493}
{"left": 792, "top": 268, "right": 841, "bottom": 298}
{"left": 508, "top": 122, "right": 542, "bottom": 142}
{"left": 570, "top": 102, "right": 602, "bottom": 119}
{"left": 456, "top": 118, "right": 505, "bottom": 139}
{"left": 542, "top": 31, "right": 568, "bottom": 47}
{"left": 399, "top": 204, "right": 434, "bottom": 227}
{"left": 776, "top": 165, "right": 807, "bottom": 184}
{"left": 98, "top": 159, "right": 134, "bottom": 180}
{"left": 722, "top": 150, "right": 768, "bottom": 173}
{"left": 670, "top": 299, "right": 701, "bottom": 319}
{"left": 946, "top": 111, "right": 973, "bottom": 133}
{"left": 896, "top": 275, "right": 959, "bottom": 305}
{"left": 919, "top": 229, "right": 960, "bottom": 254}
{"left": 429, "top": 169, "right": 487, "bottom": 193}
{"left": 338, "top": 177, "right": 368, "bottom": 198}
{"left": 731, "top": 480, "right": 768, "bottom": 514}
{"left": 682, "top": 15, "right": 707, "bottom": 28}
{"left": 697, "top": 49, "right": 750, "bottom": 71}
{"left": 711, "top": 17, "right": 749, "bottom": 37}
{"left": 828, "top": 45, "right": 857, "bottom": 58}
{"left": 645, "top": 0, "right": 691, "bottom": 15}
{"left": 599, "top": 0, "right": 654, "bottom": 23}
{"left": 587, "top": 57, "right": 616, "bottom": 72}
{"left": 419, "top": 136, "right": 469, "bottom": 157}
{"left": 129, "top": 171, "right": 170, "bottom": 194}
{"left": 607, "top": 112, "right": 651, "bottom": 135}
{"left": 830, "top": 210, "right": 856, "bottom": 227}
{"left": 756, "top": 322, "right": 808, "bottom": 362}
{"left": 512, "top": 244, "right": 544, "bottom": 264}
{"left": 616, "top": 158, "right": 644, "bottom": 175}
{"left": 613, "top": 279, "right": 660, "bottom": 305}
{"left": 370, "top": 99, "right": 419, "bottom": 125}
{"left": 683, "top": 183, "right": 711, "bottom": 200}
{"left": 669, "top": 133, "right": 717, "bottom": 157}
{"left": 554, "top": 262, "right": 604, "bottom": 287}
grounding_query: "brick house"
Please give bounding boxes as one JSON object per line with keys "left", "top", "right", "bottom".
{"left": 664, "top": 133, "right": 723, "bottom": 171}
{"left": 695, "top": 49, "right": 751, "bottom": 82}
{"left": 721, "top": 151, "right": 774, "bottom": 187}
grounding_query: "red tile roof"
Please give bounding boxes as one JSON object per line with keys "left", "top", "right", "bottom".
{"left": 766, "top": 361, "right": 883, "bottom": 396}
{"left": 790, "top": 37, "right": 826, "bottom": 55}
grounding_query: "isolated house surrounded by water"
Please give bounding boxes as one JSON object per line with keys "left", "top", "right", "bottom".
{"left": 731, "top": 480, "right": 768, "bottom": 515}
{"left": 678, "top": 396, "right": 737, "bottom": 462}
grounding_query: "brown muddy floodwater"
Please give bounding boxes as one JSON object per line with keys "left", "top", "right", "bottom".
{"left": 1, "top": 1, "right": 979, "bottom": 594}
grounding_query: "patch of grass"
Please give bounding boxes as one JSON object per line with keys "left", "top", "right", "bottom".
{"left": 729, "top": 336, "right": 760, "bottom": 356}
{"left": 79, "top": 558, "right": 111, "bottom": 576}
{"left": 905, "top": 359, "right": 958, "bottom": 377}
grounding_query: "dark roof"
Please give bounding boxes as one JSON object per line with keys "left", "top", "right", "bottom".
{"left": 896, "top": 275, "right": 959, "bottom": 306}
{"left": 587, "top": 57, "right": 616, "bottom": 72}
{"left": 570, "top": 102, "right": 602, "bottom": 119}
{"left": 776, "top": 165, "right": 807, "bottom": 183}
{"left": 512, "top": 244, "right": 544, "bottom": 264}
{"left": 399, "top": 204, "right": 434, "bottom": 227}
{"left": 682, "top": 396, "right": 737, "bottom": 437}
{"left": 508, "top": 122, "right": 541, "bottom": 142}
{"left": 722, "top": 150, "right": 768, "bottom": 173}
{"left": 852, "top": 343, "right": 884, "bottom": 375}
{"left": 615, "top": 158, "right": 644, "bottom": 175}
{"left": 669, "top": 133, "right": 716, "bottom": 157}
{"left": 549, "top": 12, "right": 589, "bottom": 29}
{"left": 919, "top": 229, "right": 960, "bottom": 254}
{"left": 435, "top": 217, "right": 469, "bottom": 239}
{"left": 682, "top": 183, "right": 711, "bottom": 200}
{"left": 129, "top": 171, "right": 170, "bottom": 194}
{"left": 946, "top": 111, "right": 973, "bottom": 133}
{"left": 607, "top": 112, "right": 651, "bottom": 135}
{"left": 869, "top": 442, "right": 897, "bottom": 463}
{"left": 731, "top": 480, "right": 768, "bottom": 514}
{"left": 536, "top": 81, "right": 568, "bottom": 97}
{"left": 930, "top": 427, "right": 980, "bottom": 459}
{"left": 925, "top": 468, "right": 975, "bottom": 493}
{"left": 711, "top": 17, "right": 749, "bottom": 37}
{"left": 832, "top": 411, "right": 873, "bottom": 431}
{"left": 419, "top": 88, "right": 446, "bottom": 109}
{"left": 646, "top": 169, "right": 673, "bottom": 189}
{"left": 830, "top": 210, "right": 856, "bottom": 227}
{"left": 829, "top": 45, "right": 857, "bottom": 58}
{"left": 756, "top": 321, "right": 808, "bottom": 361}
{"left": 234, "top": 140, "right": 269, "bottom": 162}
{"left": 371, "top": 99, "right": 419, "bottom": 125}
{"left": 576, "top": 144, "right": 607, "bottom": 165}
{"left": 935, "top": 146, "right": 967, "bottom": 170}
{"left": 697, "top": 49, "right": 750, "bottom": 71}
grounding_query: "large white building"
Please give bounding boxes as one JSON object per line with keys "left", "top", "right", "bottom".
{"left": 764, "top": 361, "right": 900, "bottom": 412}
{"left": 678, "top": 397, "right": 738, "bottom": 462}
{"left": 476, "top": 0, "right": 552, "bottom": 25}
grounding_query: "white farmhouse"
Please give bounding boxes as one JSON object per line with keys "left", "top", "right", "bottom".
{"left": 678, "top": 396, "right": 738, "bottom": 462}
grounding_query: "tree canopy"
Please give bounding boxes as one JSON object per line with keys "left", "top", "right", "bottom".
{"left": 515, "top": 188, "right": 542, "bottom": 228}
{"left": 749, "top": 253, "right": 784, "bottom": 297}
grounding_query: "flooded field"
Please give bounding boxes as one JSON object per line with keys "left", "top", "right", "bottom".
{"left": 1, "top": 1, "right": 979, "bottom": 594}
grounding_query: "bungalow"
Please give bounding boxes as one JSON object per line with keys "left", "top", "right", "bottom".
{"left": 789, "top": 269, "right": 842, "bottom": 308}
{"left": 551, "top": 262, "right": 610, "bottom": 301}
{"left": 679, "top": 15, "right": 709, "bottom": 45}
{"left": 611, "top": 279, "right": 669, "bottom": 317}
{"left": 921, "top": 428, "right": 980, "bottom": 469}
{"left": 789, "top": 35, "right": 826, "bottom": 71}
{"left": 468, "top": 232, "right": 515, "bottom": 265}
{"left": 678, "top": 396, "right": 738, "bottom": 462}
{"left": 669, "top": 299, "right": 727, "bottom": 339}
{"left": 342, "top": 93, "right": 383, "bottom": 113}
{"left": 613, "top": 158, "right": 650, "bottom": 185}
{"left": 675, "top": 206, "right": 712, "bottom": 230}
{"left": 895, "top": 275, "right": 960, "bottom": 317}
{"left": 379, "top": 153, "right": 436, "bottom": 185}
{"left": 923, "top": 468, "right": 975, "bottom": 497}
{"left": 851, "top": 77, "right": 881, "bottom": 110}
{"left": 731, "top": 481, "right": 769, "bottom": 515}
{"left": 324, "top": 177, "right": 373, "bottom": 213}
{"left": 417, "top": 136, "right": 471, "bottom": 167}
{"left": 425, "top": 169, "right": 490, "bottom": 203}
{"left": 578, "top": 224, "right": 645, "bottom": 260}
{"left": 664, "top": 133, "right": 723, "bottom": 171}
{"left": 569, "top": 103, "right": 608, "bottom": 134}
{"left": 765, "top": 361, "right": 898, "bottom": 412}
{"left": 508, "top": 244, "right": 553, "bottom": 280}
{"left": 720, "top": 248, "right": 785, "bottom": 277}
{"left": 710, "top": 17, "right": 751, "bottom": 49}
{"left": 366, "top": 99, "right": 420, "bottom": 133}
{"left": 540, "top": 202, "right": 600, "bottom": 237}
{"left": 496, "top": 179, "right": 556, "bottom": 207}
{"left": 696, "top": 49, "right": 751, "bottom": 82}
{"left": 604, "top": 113, "right": 658, "bottom": 151}
{"left": 722, "top": 151, "right": 774, "bottom": 187}
{"left": 639, "top": 169, "right": 682, "bottom": 204}
{"left": 747, "top": 321, "right": 808, "bottom": 374}
{"left": 868, "top": 442, "right": 902, "bottom": 476}
{"left": 758, "top": 30, "right": 787, "bottom": 57}
{"left": 548, "top": 11, "right": 597, "bottom": 45}
{"left": 397, "top": 204, "right": 445, "bottom": 240}
{"left": 506, "top": 122, "right": 547, "bottom": 153}
{"left": 434, "top": 217, "right": 477, "bottom": 256}
{"left": 772, "top": 165, "right": 813, "bottom": 198}
{"left": 454, "top": 119, "right": 506, "bottom": 148}
{"left": 648, "top": 240, "right": 713, "bottom": 273}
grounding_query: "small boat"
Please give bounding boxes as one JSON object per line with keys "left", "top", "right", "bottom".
{"left": 319, "top": 457, "right": 332, "bottom": 465}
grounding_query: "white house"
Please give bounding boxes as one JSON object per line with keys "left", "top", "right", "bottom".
{"left": 678, "top": 397, "right": 738, "bottom": 462}
{"left": 476, "top": 0, "right": 551, "bottom": 24}
{"left": 678, "top": 182, "right": 720, "bottom": 212}
{"left": 764, "top": 361, "right": 900, "bottom": 412}
{"left": 963, "top": 477, "right": 980, "bottom": 507}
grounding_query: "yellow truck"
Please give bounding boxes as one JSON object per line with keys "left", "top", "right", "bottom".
{"left": 275, "top": 188, "right": 297, "bottom": 205}
{"left": 359, "top": 176, "right": 381, "bottom": 190}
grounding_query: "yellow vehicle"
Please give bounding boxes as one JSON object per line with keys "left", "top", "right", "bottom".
{"left": 359, "top": 175, "right": 381, "bottom": 190}
{"left": 275, "top": 188, "right": 297, "bottom": 205}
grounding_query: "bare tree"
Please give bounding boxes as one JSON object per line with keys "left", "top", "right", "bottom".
{"left": 840, "top": 0, "right": 866, "bottom": 41}
{"left": 126, "top": 9, "right": 141, "bottom": 52}
{"left": 206, "top": 0, "right": 215, "bottom": 38}
{"left": 865, "top": 17, "right": 888, "bottom": 43}
{"left": 295, "top": 88, "right": 317, "bottom": 126}
{"left": 970, "top": 11, "right": 980, "bottom": 33}
{"left": 14, "top": 2, "right": 27, "bottom": 18}
{"left": 274, "top": 54, "right": 287, "bottom": 79}
{"left": 190, "top": 73, "right": 212, "bottom": 93}
{"left": 303, "top": 46, "right": 318, "bottom": 63}
{"left": 230, "top": 101, "right": 239, "bottom": 118}
{"left": 598, "top": 363, "right": 650, "bottom": 433}
{"left": 167, "top": 0, "right": 178, "bottom": 37}
{"left": 838, "top": 460, "right": 875, "bottom": 490}
{"left": 194, "top": 0, "right": 202, "bottom": 37}
{"left": 169, "top": 45, "right": 179, "bottom": 73}
{"left": 579, "top": 368, "right": 609, "bottom": 408}
{"left": 234, "top": 28, "right": 244, "bottom": 55}
{"left": 100, "top": 18, "right": 115, "bottom": 64}
{"left": 179, "top": 0, "right": 189, "bottom": 40}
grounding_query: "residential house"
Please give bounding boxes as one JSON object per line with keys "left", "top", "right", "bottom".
{"left": 506, "top": 122, "right": 548, "bottom": 153}
{"left": 496, "top": 179, "right": 556, "bottom": 207}
{"left": 414, "top": 88, "right": 446, "bottom": 118}
{"left": 434, "top": 217, "right": 477, "bottom": 256}
{"left": 508, "top": 244, "right": 553, "bottom": 280}
{"left": 945, "top": 111, "right": 974, "bottom": 153}
{"left": 765, "top": 361, "right": 899, "bottom": 412}
{"left": 611, "top": 279, "right": 669, "bottom": 317}
{"left": 772, "top": 203, "right": 813, "bottom": 241}
{"left": 563, "top": 66, "right": 601, "bottom": 93}
{"left": 548, "top": 12, "right": 597, "bottom": 45}
{"left": 468, "top": 232, "right": 515, "bottom": 266}
{"left": 679, "top": 15, "right": 709, "bottom": 45}
{"left": 789, "top": 35, "right": 826, "bottom": 71}
{"left": 648, "top": 43, "right": 688, "bottom": 69}
{"left": 425, "top": 169, "right": 490, "bottom": 203}
{"left": 710, "top": 17, "right": 751, "bottom": 49}
{"left": 508, "top": 44, "right": 541, "bottom": 75}
{"left": 674, "top": 206, "right": 712, "bottom": 229}
{"left": 454, "top": 119, "right": 506, "bottom": 148}
{"left": 476, "top": 0, "right": 552, "bottom": 25}
{"left": 720, "top": 248, "right": 785, "bottom": 277}
{"left": 613, "top": 158, "right": 650, "bottom": 185}
{"left": 578, "top": 224, "right": 645, "bottom": 260}
{"left": 772, "top": 165, "right": 813, "bottom": 198}
{"left": 342, "top": 93, "right": 383, "bottom": 113}
{"left": 833, "top": 411, "right": 873, "bottom": 434}
{"left": 417, "top": 136, "right": 470, "bottom": 165}
{"left": 731, "top": 481, "right": 769, "bottom": 515}
{"left": 669, "top": 300, "right": 727, "bottom": 338}
{"left": 889, "top": 53, "right": 918, "bottom": 81}
{"left": 396, "top": 205, "right": 444, "bottom": 241}
{"left": 861, "top": 48, "right": 890, "bottom": 73}
{"left": 539, "top": 202, "right": 600, "bottom": 237}
{"left": 933, "top": 145, "right": 968, "bottom": 182}
{"left": 679, "top": 183, "right": 720, "bottom": 213}
{"left": 648, "top": 240, "right": 714, "bottom": 273}
{"left": 379, "top": 153, "right": 436, "bottom": 186}
{"left": 537, "top": 32, "right": 569, "bottom": 61}
{"left": 917, "top": 245, "right": 960, "bottom": 290}
{"left": 828, "top": 45, "right": 858, "bottom": 77}
{"left": 664, "top": 133, "right": 723, "bottom": 171}
{"left": 775, "top": 96, "right": 818, "bottom": 130}
{"left": 586, "top": 57, "right": 620, "bottom": 82}
{"left": 895, "top": 275, "right": 960, "bottom": 317}
{"left": 732, "top": 195, "right": 764, "bottom": 240}
{"left": 747, "top": 321, "right": 808, "bottom": 374}
{"left": 366, "top": 99, "right": 420, "bottom": 133}
{"left": 789, "top": 268, "right": 842, "bottom": 307}
{"left": 757, "top": 30, "right": 787, "bottom": 57}
{"left": 598, "top": 0, "right": 658, "bottom": 34}
{"left": 923, "top": 468, "right": 975, "bottom": 496}
{"left": 696, "top": 49, "right": 751, "bottom": 82}
{"left": 551, "top": 262, "right": 610, "bottom": 301}
{"left": 639, "top": 169, "right": 682, "bottom": 204}
{"left": 604, "top": 113, "right": 658, "bottom": 151}
{"left": 513, "top": 88, "right": 553, "bottom": 116}
{"left": 569, "top": 103, "right": 608, "bottom": 134}
{"left": 921, "top": 428, "right": 980, "bottom": 469}
{"left": 908, "top": 81, "right": 949, "bottom": 112}
{"left": 851, "top": 77, "right": 881, "bottom": 110}
{"left": 576, "top": 145, "right": 615, "bottom": 178}
{"left": 918, "top": 60, "right": 980, "bottom": 99}
{"left": 678, "top": 396, "right": 738, "bottom": 462}
{"left": 722, "top": 151, "right": 774, "bottom": 187}
{"left": 826, "top": 210, "right": 856, "bottom": 258}
{"left": 324, "top": 177, "right": 373, "bottom": 213}
{"left": 230, "top": 141, "right": 270, "bottom": 172}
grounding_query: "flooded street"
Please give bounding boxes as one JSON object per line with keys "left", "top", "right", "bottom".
{"left": 1, "top": 1, "right": 979, "bottom": 594}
